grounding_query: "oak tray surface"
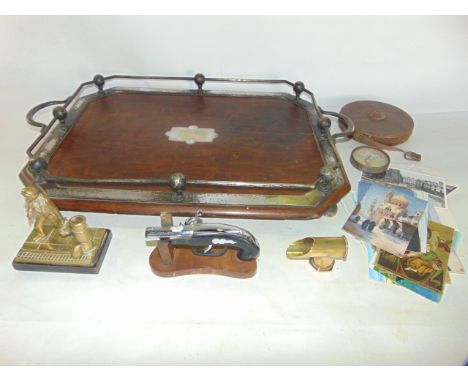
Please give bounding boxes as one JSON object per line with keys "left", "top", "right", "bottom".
{"left": 49, "top": 92, "right": 323, "bottom": 185}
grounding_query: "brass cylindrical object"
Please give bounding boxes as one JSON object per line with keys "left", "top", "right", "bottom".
{"left": 69, "top": 215, "right": 94, "bottom": 257}
{"left": 286, "top": 236, "right": 348, "bottom": 261}
{"left": 286, "top": 235, "right": 348, "bottom": 272}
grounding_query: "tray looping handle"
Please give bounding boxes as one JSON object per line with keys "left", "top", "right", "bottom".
{"left": 319, "top": 108, "right": 355, "bottom": 143}
{"left": 26, "top": 99, "right": 68, "bottom": 132}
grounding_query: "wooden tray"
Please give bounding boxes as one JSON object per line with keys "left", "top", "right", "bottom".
{"left": 20, "top": 74, "right": 354, "bottom": 219}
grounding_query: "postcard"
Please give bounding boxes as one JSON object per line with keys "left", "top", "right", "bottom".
{"left": 358, "top": 180, "right": 428, "bottom": 252}
{"left": 366, "top": 242, "right": 384, "bottom": 281}
{"left": 392, "top": 272, "right": 442, "bottom": 302}
{"left": 368, "top": 244, "right": 442, "bottom": 302}
{"left": 362, "top": 166, "right": 447, "bottom": 208}
{"left": 343, "top": 183, "right": 428, "bottom": 256}
{"left": 428, "top": 203, "right": 465, "bottom": 273}
{"left": 397, "top": 163, "right": 457, "bottom": 197}
{"left": 448, "top": 231, "right": 465, "bottom": 273}
{"left": 374, "top": 221, "right": 454, "bottom": 300}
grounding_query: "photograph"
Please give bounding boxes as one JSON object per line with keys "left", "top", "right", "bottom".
{"left": 362, "top": 167, "right": 447, "bottom": 208}
{"left": 343, "top": 183, "right": 428, "bottom": 256}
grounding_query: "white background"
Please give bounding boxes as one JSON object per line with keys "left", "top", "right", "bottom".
{"left": 1, "top": 16, "right": 468, "bottom": 115}
{"left": 0, "top": 16, "right": 467, "bottom": 365}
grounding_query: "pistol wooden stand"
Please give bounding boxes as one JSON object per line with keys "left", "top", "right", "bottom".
{"left": 148, "top": 213, "right": 257, "bottom": 278}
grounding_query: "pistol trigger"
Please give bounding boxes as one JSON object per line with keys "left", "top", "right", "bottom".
{"left": 191, "top": 245, "right": 228, "bottom": 257}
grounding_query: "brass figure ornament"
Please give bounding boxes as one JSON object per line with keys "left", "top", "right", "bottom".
{"left": 21, "top": 186, "right": 71, "bottom": 241}
{"left": 13, "top": 187, "right": 112, "bottom": 274}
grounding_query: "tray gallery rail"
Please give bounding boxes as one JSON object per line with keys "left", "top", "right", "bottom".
{"left": 20, "top": 74, "right": 354, "bottom": 219}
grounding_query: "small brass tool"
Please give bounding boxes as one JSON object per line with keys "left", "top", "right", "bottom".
{"left": 286, "top": 236, "right": 348, "bottom": 272}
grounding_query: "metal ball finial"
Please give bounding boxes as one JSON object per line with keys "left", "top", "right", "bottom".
{"left": 194, "top": 73, "right": 205, "bottom": 91}
{"left": 93, "top": 74, "right": 105, "bottom": 92}
{"left": 293, "top": 81, "right": 305, "bottom": 98}
{"left": 29, "top": 157, "right": 47, "bottom": 173}
{"left": 320, "top": 165, "right": 335, "bottom": 180}
{"left": 318, "top": 116, "right": 331, "bottom": 129}
{"left": 169, "top": 172, "right": 187, "bottom": 201}
{"left": 169, "top": 172, "right": 187, "bottom": 192}
{"left": 316, "top": 165, "right": 337, "bottom": 194}
{"left": 53, "top": 106, "right": 67, "bottom": 124}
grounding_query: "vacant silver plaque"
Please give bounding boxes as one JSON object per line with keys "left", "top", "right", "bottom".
{"left": 165, "top": 125, "right": 218, "bottom": 144}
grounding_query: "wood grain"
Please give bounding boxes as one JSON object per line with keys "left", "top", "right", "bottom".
{"left": 49, "top": 92, "right": 323, "bottom": 184}
{"left": 149, "top": 245, "right": 257, "bottom": 278}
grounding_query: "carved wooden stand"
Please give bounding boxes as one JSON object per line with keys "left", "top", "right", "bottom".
{"left": 148, "top": 213, "right": 257, "bottom": 278}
